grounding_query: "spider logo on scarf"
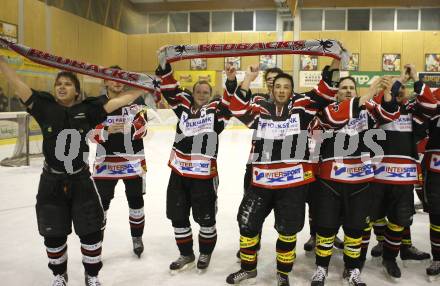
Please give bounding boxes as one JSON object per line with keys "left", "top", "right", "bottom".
{"left": 317, "top": 40, "right": 334, "bottom": 53}
{"left": 174, "top": 45, "right": 188, "bottom": 56}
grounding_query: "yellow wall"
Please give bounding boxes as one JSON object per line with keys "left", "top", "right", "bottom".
{"left": 0, "top": 1, "right": 127, "bottom": 98}
{"left": 0, "top": 0, "right": 18, "bottom": 25}
{"left": 298, "top": 31, "right": 440, "bottom": 93}
{"left": 300, "top": 31, "right": 440, "bottom": 73}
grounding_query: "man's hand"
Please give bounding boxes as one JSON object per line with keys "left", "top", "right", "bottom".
{"left": 225, "top": 63, "right": 237, "bottom": 81}
{"left": 359, "top": 77, "right": 381, "bottom": 107}
{"left": 381, "top": 76, "right": 393, "bottom": 102}
{"left": 107, "top": 123, "right": 129, "bottom": 134}
{"left": 244, "top": 64, "right": 260, "bottom": 82}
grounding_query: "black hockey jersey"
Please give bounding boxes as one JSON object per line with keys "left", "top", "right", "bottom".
{"left": 157, "top": 63, "right": 232, "bottom": 179}
{"left": 92, "top": 95, "right": 147, "bottom": 180}
{"left": 223, "top": 76, "right": 338, "bottom": 189}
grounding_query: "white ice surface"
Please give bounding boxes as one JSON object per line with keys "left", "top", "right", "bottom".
{"left": 0, "top": 129, "right": 434, "bottom": 285}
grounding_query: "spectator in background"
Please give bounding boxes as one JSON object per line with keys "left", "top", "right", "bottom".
{"left": 0, "top": 86, "right": 9, "bottom": 112}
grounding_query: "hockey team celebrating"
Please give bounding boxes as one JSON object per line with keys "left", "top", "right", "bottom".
{"left": 0, "top": 37, "right": 440, "bottom": 286}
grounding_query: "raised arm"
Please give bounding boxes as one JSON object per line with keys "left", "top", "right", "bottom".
{"left": 103, "top": 89, "right": 144, "bottom": 113}
{"left": 222, "top": 64, "right": 264, "bottom": 128}
{"left": 364, "top": 76, "right": 400, "bottom": 124}
{"left": 0, "top": 56, "right": 32, "bottom": 104}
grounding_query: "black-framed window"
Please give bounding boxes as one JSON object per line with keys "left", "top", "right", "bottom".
{"left": 301, "top": 9, "right": 323, "bottom": 31}
{"left": 372, "top": 9, "right": 394, "bottom": 30}
{"left": 324, "top": 10, "right": 345, "bottom": 30}
{"left": 421, "top": 8, "right": 440, "bottom": 30}
{"left": 190, "top": 12, "right": 209, "bottom": 32}
{"left": 120, "top": 6, "right": 148, "bottom": 34}
{"left": 234, "top": 11, "right": 254, "bottom": 31}
{"left": 149, "top": 13, "right": 168, "bottom": 33}
{"left": 256, "top": 10, "right": 277, "bottom": 31}
{"left": 397, "top": 9, "right": 419, "bottom": 30}
{"left": 212, "top": 11, "right": 232, "bottom": 32}
{"left": 347, "top": 9, "right": 370, "bottom": 30}
{"left": 170, "top": 13, "right": 188, "bottom": 32}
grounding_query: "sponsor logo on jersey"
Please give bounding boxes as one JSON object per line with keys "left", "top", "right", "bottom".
{"left": 381, "top": 114, "right": 413, "bottom": 132}
{"left": 339, "top": 111, "right": 368, "bottom": 135}
{"left": 170, "top": 154, "right": 212, "bottom": 176}
{"left": 256, "top": 114, "right": 301, "bottom": 140}
{"left": 94, "top": 160, "right": 144, "bottom": 178}
{"left": 252, "top": 165, "right": 304, "bottom": 187}
{"left": 373, "top": 163, "right": 418, "bottom": 181}
{"left": 179, "top": 112, "right": 215, "bottom": 136}
{"left": 330, "top": 162, "right": 374, "bottom": 181}
{"left": 105, "top": 115, "right": 127, "bottom": 125}
{"left": 429, "top": 154, "right": 440, "bottom": 171}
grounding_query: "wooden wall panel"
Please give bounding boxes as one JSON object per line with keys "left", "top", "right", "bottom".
{"left": 207, "top": 32, "right": 226, "bottom": 71}
{"left": 241, "top": 32, "right": 260, "bottom": 68}
{"left": 78, "top": 17, "right": 103, "bottom": 65}
{"left": 282, "top": 32, "right": 294, "bottom": 71}
{"left": 127, "top": 35, "right": 142, "bottom": 71}
{"left": 50, "top": 7, "right": 79, "bottom": 58}
{"left": 0, "top": 0, "right": 18, "bottom": 24}
{"left": 360, "top": 32, "right": 382, "bottom": 71}
{"left": 24, "top": 0, "right": 46, "bottom": 50}
{"left": 402, "top": 32, "right": 424, "bottom": 71}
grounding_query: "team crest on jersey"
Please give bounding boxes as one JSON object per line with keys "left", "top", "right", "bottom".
{"left": 252, "top": 165, "right": 304, "bottom": 188}
{"left": 330, "top": 162, "right": 374, "bottom": 181}
{"left": 374, "top": 163, "right": 418, "bottom": 182}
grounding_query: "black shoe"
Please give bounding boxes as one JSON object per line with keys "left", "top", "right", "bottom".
{"left": 304, "top": 236, "right": 316, "bottom": 252}
{"left": 226, "top": 269, "right": 257, "bottom": 284}
{"left": 132, "top": 236, "right": 144, "bottom": 258}
{"left": 371, "top": 241, "right": 383, "bottom": 258}
{"left": 311, "top": 266, "right": 328, "bottom": 286}
{"left": 334, "top": 236, "right": 344, "bottom": 250}
{"left": 382, "top": 259, "right": 401, "bottom": 281}
{"left": 277, "top": 272, "right": 290, "bottom": 286}
{"left": 197, "top": 253, "right": 211, "bottom": 271}
{"left": 169, "top": 254, "right": 196, "bottom": 272}
{"left": 343, "top": 268, "right": 366, "bottom": 286}
{"left": 52, "top": 273, "right": 68, "bottom": 286}
{"left": 427, "top": 261, "right": 440, "bottom": 282}
{"left": 400, "top": 245, "right": 430, "bottom": 261}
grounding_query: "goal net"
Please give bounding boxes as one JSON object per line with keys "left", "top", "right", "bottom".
{"left": 0, "top": 112, "right": 42, "bottom": 167}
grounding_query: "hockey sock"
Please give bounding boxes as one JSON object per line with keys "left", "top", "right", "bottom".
{"left": 127, "top": 196, "right": 145, "bottom": 237}
{"left": 401, "top": 226, "right": 412, "bottom": 248}
{"left": 44, "top": 236, "right": 68, "bottom": 276}
{"left": 172, "top": 219, "right": 193, "bottom": 256}
{"left": 373, "top": 217, "right": 387, "bottom": 242}
{"left": 239, "top": 233, "right": 259, "bottom": 271}
{"left": 343, "top": 228, "right": 363, "bottom": 269}
{"left": 360, "top": 222, "right": 372, "bottom": 262}
{"left": 430, "top": 214, "right": 440, "bottom": 261}
{"left": 276, "top": 234, "right": 296, "bottom": 274}
{"left": 198, "top": 224, "right": 217, "bottom": 254}
{"left": 383, "top": 221, "right": 404, "bottom": 261}
{"left": 80, "top": 231, "right": 103, "bottom": 277}
{"left": 315, "top": 228, "right": 336, "bottom": 267}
